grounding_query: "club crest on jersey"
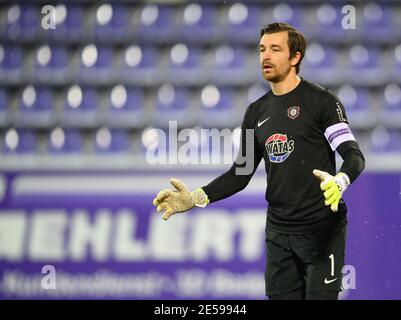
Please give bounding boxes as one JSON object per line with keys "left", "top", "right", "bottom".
{"left": 287, "top": 106, "right": 300, "bottom": 120}
{"left": 265, "top": 133, "right": 295, "bottom": 163}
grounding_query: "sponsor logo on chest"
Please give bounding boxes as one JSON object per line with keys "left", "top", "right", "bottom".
{"left": 265, "top": 133, "right": 295, "bottom": 163}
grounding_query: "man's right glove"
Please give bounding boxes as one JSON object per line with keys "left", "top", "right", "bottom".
{"left": 152, "top": 178, "right": 209, "bottom": 221}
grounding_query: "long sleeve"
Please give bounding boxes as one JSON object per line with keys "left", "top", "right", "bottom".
{"left": 337, "top": 140, "right": 365, "bottom": 183}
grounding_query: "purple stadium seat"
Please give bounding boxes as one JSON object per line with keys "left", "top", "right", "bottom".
{"left": 156, "top": 86, "right": 189, "bottom": 111}
{"left": 93, "top": 5, "right": 130, "bottom": 41}
{"left": 303, "top": 45, "right": 339, "bottom": 83}
{"left": 269, "top": 4, "right": 303, "bottom": 29}
{"left": 0, "top": 46, "right": 23, "bottom": 82}
{"left": 34, "top": 46, "right": 69, "bottom": 82}
{"left": 170, "top": 45, "right": 200, "bottom": 70}
{"left": 50, "top": 6, "right": 85, "bottom": 41}
{"left": 16, "top": 86, "right": 55, "bottom": 127}
{"left": 139, "top": 128, "right": 172, "bottom": 160}
{"left": 3, "top": 129, "right": 37, "bottom": 154}
{"left": 63, "top": 86, "right": 99, "bottom": 126}
{"left": 79, "top": 46, "right": 114, "bottom": 82}
{"left": 176, "top": 4, "right": 217, "bottom": 43}
{"left": 0, "top": 45, "right": 22, "bottom": 70}
{"left": 346, "top": 46, "right": 384, "bottom": 84}
{"left": 369, "top": 128, "right": 401, "bottom": 153}
{"left": 121, "top": 46, "right": 158, "bottom": 85}
{"left": 311, "top": 5, "right": 349, "bottom": 41}
{"left": 20, "top": 5, "right": 39, "bottom": 39}
{"left": 93, "top": 129, "right": 131, "bottom": 154}
{"left": 383, "top": 84, "right": 401, "bottom": 111}
{"left": 380, "top": 84, "right": 401, "bottom": 127}
{"left": 304, "top": 45, "right": 336, "bottom": 69}
{"left": 212, "top": 46, "right": 248, "bottom": 84}
{"left": 106, "top": 86, "right": 145, "bottom": 128}
{"left": 247, "top": 84, "right": 268, "bottom": 104}
{"left": 360, "top": 3, "right": 395, "bottom": 42}
{"left": 225, "top": 4, "right": 261, "bottom": 44}
{"left": 339, "top": 87, "right": 370, "bottom": 111}
{"left": 337, "top": 86, "right": 373, "bottom": 128}
{"left": 137, "top": 5, "right": 174, "bottom": 43}
{"left": 348, "top": 46, "right": 380, "bottom": 69}
{"left": 153, "top": 85, "right": 192, "bottom": 127}
{"left": 199, "top": 86, "right": 234, "bottom": 127}
{"left": 169, "top": 45, "right": 203, "bottom": 84}
{"left": 47, "top": 129, "right": 83, "bottom": 154}
{"left": 4, "top": 5, "right": 39, "bottom": 40}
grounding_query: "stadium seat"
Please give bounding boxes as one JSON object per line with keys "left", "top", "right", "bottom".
{"left": 224, "top": 3, "right": 261, "bottom": 44}
{"left": 136, "top": 4, "right": 174, "bottom": 43}
{"left": 48, "top": 5, "right": 86, "bottom": 41}
{"left": 78, "top": 45, "right": 114, "bottom": 83}
{"left": 0, "top": 45, "right": 23, "bottom": 83}
{"left": 2, "top": 129, "right": 37, "bottom": 154}
{"left": 16, "top": 86, "right": 55, "bottom": 127}
{"left": 169, "top": 44, "right": 204, "bottom": 85}
{"left": 152, "top": 85, "right": 193, "bottom": 127}
{"left": 47, "top": 128, "right": 83, "bottom": 154}
{"left": 267, "top": 4, "right": 303, "bottom": 30}
{"left": 211, "top": 46, "right": 250, "bottom": 85}
{"left": 360, "top": 3, "right": 395, "bottom": 43}
{"left": 301, "top": 44, "right": 338, "bottom": 83}
{"left": 62, "top": 86, "right": 100, "bottom": 127}
{"left": 139, "top": 127, "right": 168, "bottom": 159}
{"left": 176, "top": 4, "right": 217, "bottom": 43}
{"left": 308, "top": 4, "right": 350, "bottom": 42}
{"left": 345, "top": 45, "right": 384, "bottom": 85}
{"left": 3, "top": 4, "right": 39, "bottom": 41}
{"left": 93, "top": 128, "right": 131, "bottom": 154}
{"left": 369, "top": 127, "right": 401, "bottom": 153}
{"left": 121, "top": 45, "right": 158, "bottom": 85}
{"left": 380, "top": 83, "right": 401, "bottom": 127}
{"left": 105, "top": 85, "right": 146, "bottom": 128}
{"left": 33, "top": 46, "right": 69, "bottom": 83}
{"left": 336, "top": 85, "right": 374, "bottom": 128}
{"left": 247, "top": 84, "right": 268, "bottom": 104}
{"left": 93, "top": 4, "right": 130, "bottom": 41}
{"left": 198, "top": 86, "right": 235, "bottom": 127}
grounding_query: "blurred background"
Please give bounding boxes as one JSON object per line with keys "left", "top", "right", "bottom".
{"left": 0, "top": 0, "right": 400, "bottom": 300}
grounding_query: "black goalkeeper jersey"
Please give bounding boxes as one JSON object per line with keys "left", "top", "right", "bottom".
{"left": 203, "top": 78, "right": 359, "bottom": 234}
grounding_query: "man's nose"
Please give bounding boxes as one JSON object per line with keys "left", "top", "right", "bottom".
{"left": 262, "top": 55, "right": 272, "bottom": 64}
{"left": 261, "top": 50, "right": 271, "bottom": 61}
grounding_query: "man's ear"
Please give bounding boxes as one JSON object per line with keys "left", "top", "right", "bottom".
{"left": 291, "top": 51, "right": 302, "bottom": 67}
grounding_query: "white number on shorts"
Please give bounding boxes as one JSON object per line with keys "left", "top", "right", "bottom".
{"left": 329, "top": 254, "right": 335, "bottom": 276}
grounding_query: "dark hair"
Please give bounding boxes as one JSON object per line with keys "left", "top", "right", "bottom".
{"left": 260, "top": 22, "right": 307, "bottom": 74}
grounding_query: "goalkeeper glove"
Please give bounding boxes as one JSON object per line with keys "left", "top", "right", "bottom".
{"left": 152, "top": 178, "right": 209, "bottom": 221}
{"left": 313, "top": 169, "right": 350, "bottom": 212}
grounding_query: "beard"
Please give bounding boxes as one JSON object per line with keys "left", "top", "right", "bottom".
{"left": 262, "top": 64, "right": 292, "bottom": 83}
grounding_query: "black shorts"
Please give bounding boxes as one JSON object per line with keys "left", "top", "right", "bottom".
{"left": 265, "top": 219, "right": 347, "bottom": 297}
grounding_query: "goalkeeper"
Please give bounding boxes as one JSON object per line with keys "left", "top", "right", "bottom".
{"left": 153, "top": 23, "right": 365, "bottom": 300}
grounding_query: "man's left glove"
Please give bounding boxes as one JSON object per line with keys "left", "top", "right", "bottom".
{"left": 313, "top": 169, "right": 350, "bottom": 212}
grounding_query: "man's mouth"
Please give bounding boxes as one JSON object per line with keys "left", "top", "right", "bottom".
{"left": 263, "top": 64, "right": 274, "bottom": 71}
